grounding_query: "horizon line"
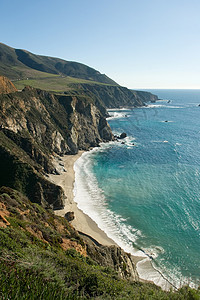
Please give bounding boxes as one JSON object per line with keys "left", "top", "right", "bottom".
{"left": 131, "top": 87, "right": 200, "bottom": 90}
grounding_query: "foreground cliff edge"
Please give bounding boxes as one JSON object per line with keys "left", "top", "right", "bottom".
{"left": 0, "top": 68, "right": 199, "bottom": 297}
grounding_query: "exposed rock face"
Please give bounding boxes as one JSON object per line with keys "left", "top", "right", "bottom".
{"left": 0, "top": 86, "right": 113, "bottom": 156}
{"left": 0, "top": 84, "right": 113, "bottom": 208}
{"left": 65, "top": 211, "right": 75, "bottom": 222}
{"left": 0, "top": 76, "right": 17, "bottom": 94}
{"left": 72, "top": 83, "right": 158, "bottom": 112}
{"left": 81, "top": 233, "right": 139, "bottom": 281}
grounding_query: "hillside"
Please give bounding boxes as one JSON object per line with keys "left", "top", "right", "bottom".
{"left": 0, "top": 42, "right": 158, "bottom": 109}
{"left": 0, "top": 81, "right": 114, "bottom": 209}
{"left": 0, "top": 42, "right": 117, "bottom": 85}
{"left": 0, "top": 72, "right": 199, "bottom": 298}
{"left": 2, "top": 186, "right": 198, "bottom": 299}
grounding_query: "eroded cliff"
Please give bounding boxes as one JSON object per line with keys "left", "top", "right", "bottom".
{"left": 0, "top": 75, "right": 17, "bottom": 94}
{"left": 0, "top": 82, "right": 113, "bottom": 208}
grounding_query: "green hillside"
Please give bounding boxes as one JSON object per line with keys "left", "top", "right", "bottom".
{"left": 1, "top": 186, "right": 199, "bottom": 299}
{"left": 0, "top": 43, "right": 117, "bottom": 85}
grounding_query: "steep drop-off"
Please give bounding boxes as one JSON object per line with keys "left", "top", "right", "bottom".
{"left": 70, "top": 83, "right": 158, "bottom": 113}
{"left": 0, "top": 75, "right": 17, "bottom": 94}
{"left": 0, "top": 81, "right": 113, "bottom": 208}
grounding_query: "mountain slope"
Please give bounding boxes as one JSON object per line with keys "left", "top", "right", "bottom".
{"left": 0, "top": 42, "right": 117, "bottom": 84}
{"left": 0, "top": 78, "right": 113, "bottom": 208}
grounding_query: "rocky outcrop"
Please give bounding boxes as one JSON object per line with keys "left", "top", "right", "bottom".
{"left": 71, "top": 83, "right": 158, "bottom": 113}
{"left": 0, "top": 84, "right": 113, "bottom": 208}
{"left": 0, "top": 76, "right": 17, "bottom": 94}
{"left": 0, "top": 143, "right": 65, "bottom": 209}
{"left": 0, "top": 86, "right": 113, "bottom": 156}
{"left": 80, "top": 233, "right": 139, "bottom": 281}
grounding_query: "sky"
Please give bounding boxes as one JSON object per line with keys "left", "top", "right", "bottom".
{"left": 1, "top": 0, "right": 200, "bottom": 89}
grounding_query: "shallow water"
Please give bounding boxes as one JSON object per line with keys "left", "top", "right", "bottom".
{"left": 74, "top": 90, "right": 200, "bottom": 288}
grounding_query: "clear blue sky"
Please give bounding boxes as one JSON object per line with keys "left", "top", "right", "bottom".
{"left": 1, "top": 0, "right": 200, "bottom": 89}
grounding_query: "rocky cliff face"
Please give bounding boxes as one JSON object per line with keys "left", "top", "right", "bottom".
{"left": 81, "top": 233, "right": 139, "bottom": 281}
{"left": 0, "top": 81, "right": 113, "bottom": 208}
{"left": 70, "top": 83, "right": 158, "bottom": 113}
{"left": 0, "top": 86, "right": 113, "bottom": 155}
{"left": 0, "top": 75, "right": 17, "bottom": 94}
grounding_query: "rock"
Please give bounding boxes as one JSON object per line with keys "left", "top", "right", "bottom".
{"left": 65, "top": 211, "right": 75, "bottom": 222}
{"left": 118, "top": 132, "right": 127, "bottom": 139}
{"left": 0, "top": 76, "right": 17, "bottom": 94}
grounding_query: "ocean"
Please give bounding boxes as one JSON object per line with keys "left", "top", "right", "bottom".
{"left": 74, "top": 89, "right": 200, "bottom": 289}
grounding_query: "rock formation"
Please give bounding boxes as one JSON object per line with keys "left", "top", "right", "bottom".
{"left": 0, "top": 75, "right": 17, "bottom": 94}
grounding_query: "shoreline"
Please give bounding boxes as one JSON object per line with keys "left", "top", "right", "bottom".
{"left": 48, "top": 151, "right": 116, "bottom": 247}
{"left": 49, "top": 151, "right": 173, "bottom": 291}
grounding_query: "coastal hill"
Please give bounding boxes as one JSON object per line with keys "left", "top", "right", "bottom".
{"left": 0, "top": 42, "right": 158, "bottom": 111}
{"left": 0, "top": 49, "right": 198, "bottom": 297}
{"left": 0, "top": 81, "right": 113, "bottom": 209}
{"left": 0, "top": 42, "right": 117, "bottom": 85}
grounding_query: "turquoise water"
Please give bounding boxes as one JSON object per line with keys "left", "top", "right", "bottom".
{"left": 74, "top": 90, "right": 200, "bottom": 288}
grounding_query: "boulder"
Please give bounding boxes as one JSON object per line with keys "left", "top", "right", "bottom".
{"left": 65, "top": 211, "right": 75, "bottom": 222}
{"left": 118, "top": 132, "right": 127, "bottom": 139}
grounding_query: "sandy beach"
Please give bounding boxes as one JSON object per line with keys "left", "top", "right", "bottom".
{"left": 49, "top": 151, "right": 173, "bottom": 291}
{"left": 48, "top": 151, "right": 116, "bottom": 246}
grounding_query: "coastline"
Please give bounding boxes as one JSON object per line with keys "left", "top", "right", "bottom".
{"left": 49, "top": 151, "right": 173, "bottom": 291}
{"left": 48, "top": 151, "right": 116, "bottom": 246}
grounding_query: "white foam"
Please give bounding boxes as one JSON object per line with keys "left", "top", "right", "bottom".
{"left": 107, "top": 111, "right": 129, "bottom": 120}
{"left": 74, "top": 148, "right": 145, "bottom": 257}
{"left": 145, "top": 104, "right": 184, "bottom": 109}
{"left": 107, "top": 108, "right": 132, "bottom": 111}
{"left": 73, "top": 145, "right": 200, "bottom": 290}
{"left": 73, "top": 147, "right": 182, "bottom": 290}
{"left": 136, "top": 258, "right": 173, "bottom": 290}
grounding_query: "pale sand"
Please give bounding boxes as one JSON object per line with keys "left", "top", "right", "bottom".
{"left": 48, "top": 151, "right": 173, "bottom": 290}
{"left": 48, "top": 151, "right": 116, "bottom": 246}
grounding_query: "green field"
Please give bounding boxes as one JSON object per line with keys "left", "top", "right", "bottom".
{"left": 13, "top": 72, "right": 112, "bottom": 93}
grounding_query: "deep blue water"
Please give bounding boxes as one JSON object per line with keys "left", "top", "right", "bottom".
{"left": 74, "top": 90, "right": 200, "bottom": 288}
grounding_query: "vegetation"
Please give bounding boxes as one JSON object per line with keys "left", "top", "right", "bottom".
{"left": 0, "top": 187, "right": 200, "bottom": 299}
{"left": 0, "top": 42, "right": 117, "bottom": 85}
{"left": 13, "top": 74, "right": 112, "bottom": 93}
{"left": 0, "top": 43, "right": 199, "bottom": 299}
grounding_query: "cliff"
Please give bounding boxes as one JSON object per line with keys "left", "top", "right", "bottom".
{"left": 0, "top": 82, "right": 113, "bottom": 208}
{"left": 0, "top": 75, "right": 17, "bottom": 94}
{"left": 70, "top": 83, "right": 158, "bottom": 113}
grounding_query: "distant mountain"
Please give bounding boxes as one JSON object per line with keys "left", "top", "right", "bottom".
{"left": 0, "top": 42, "right": 117, "bottom": 85}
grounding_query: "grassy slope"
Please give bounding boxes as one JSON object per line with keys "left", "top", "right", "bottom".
{"left": 0, "top": 187, "right": 199, "bottom": 299}
{"left": 13, "top": 73, "right": 111, "bottom": 93}
{"left": 0, "top": 43, "right": 117, "bottom": 85}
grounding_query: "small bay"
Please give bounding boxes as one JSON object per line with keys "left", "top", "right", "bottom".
{"left": 74, "top": 89, "right": 200, "bottom": 288}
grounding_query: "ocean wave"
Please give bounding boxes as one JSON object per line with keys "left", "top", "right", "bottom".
{"left": 74, "top": 150, "right": 146, "bottom": 257}
{"left": 107, "top": 111, "right": 130, "bottom": 120}
{"left": 73, "top": 147, "right": 199, "bottom": 290}
{"left": 152, "top": 140, "right": 169, "bottom": 143}
{"left": 145, "top": 104, "right": 184, "bottom": 109}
